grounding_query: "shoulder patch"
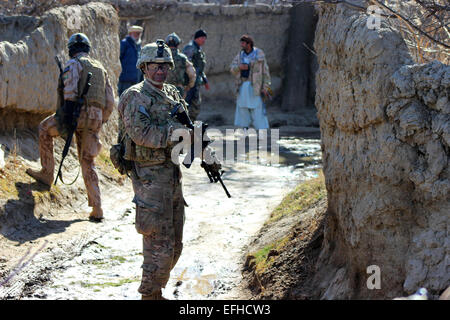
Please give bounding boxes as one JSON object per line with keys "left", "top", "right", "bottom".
{"left": 64, "top": 58, "right": 82, "bottom": 72}
{"left": 138, "top": 105, "right": 151, "bottom": 119}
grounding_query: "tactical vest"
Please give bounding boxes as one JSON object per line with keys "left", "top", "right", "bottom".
{"left": 166, "top": 49, "right": 189, "bottom": 86}
{"left": 77, "top": 56, "right": 106, "bottom": 109}
{"left": 191, "top": 46, "right": 206, "bottom": 86}
{"left": 120, "top": 82, "right": 182, "bottom": 165}
{"left": 193, "top": 48, "right": 205, "bottom": 75}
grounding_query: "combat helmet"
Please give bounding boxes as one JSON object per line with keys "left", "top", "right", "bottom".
{"left": 68, "top": 33, "right": 91, "bottom": 49}
{"left": 136, "top": 39, "right": 174, "bottom": 69}
{"left": 165, "top": 32, "right": 181, "bottom": 47}
{"left": 68, "top": 33, "right": 91, "bottom": 58}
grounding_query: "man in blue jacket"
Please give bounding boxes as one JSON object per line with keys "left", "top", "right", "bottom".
{"left": 118, "top": 25, "right": 144, "bottom": 96}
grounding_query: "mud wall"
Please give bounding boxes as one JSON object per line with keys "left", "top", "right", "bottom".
{"left": 0, "top": 2, "right": 120, "bottom": 131}
{"left": 313, "top": 2, "right": 449, "bottom": 299}
{"left": 118, "top": 1, "right": 292, "bottom": 102}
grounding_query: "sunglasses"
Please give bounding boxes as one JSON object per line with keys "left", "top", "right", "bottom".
{"left": 146, "top": 64, "right": 170, "bottom": 72}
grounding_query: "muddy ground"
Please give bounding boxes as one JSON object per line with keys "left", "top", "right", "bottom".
{"left": 0, "top": 102, "right": 321, "bottom": 300}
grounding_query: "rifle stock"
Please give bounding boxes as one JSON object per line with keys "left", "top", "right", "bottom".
{"left": 184, "top": 86, "right": 197, "bottom": 106}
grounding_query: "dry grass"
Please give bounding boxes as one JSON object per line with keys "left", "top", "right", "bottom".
{"left": 0, "top": 153, "right": 61, "bottom": 204}
{"left": 246, "top": 171, "right": 326, "bottom": 278}
{"left": 0, "top": 160, "right": 27, "bottom": 199}
{"left": 0, "top": 139, "right": 124, "bottom": 212}
{"left": 250, "top": 235, "right": 291, "bottom": 275}
{"left": 96, "top": 148, "right": 126, "bottom": 183}
{"left": 267, "top": 170, "right": 326, "bottom": 224}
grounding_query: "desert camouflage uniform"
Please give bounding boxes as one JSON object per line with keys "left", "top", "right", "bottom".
{"left": 166, "top": 48, "right": 196, "bottom": 99}
{"left": 38, "top": 52, "right": 114, "bottom": 210}
{"left": 182, "top": 40, "right": 207, "bottom": 120}
{"left": 230, "top": 47, "right": 271, "bottom": 97}
{"left": 118, "top": 79, "right": 187, "bottom": 296}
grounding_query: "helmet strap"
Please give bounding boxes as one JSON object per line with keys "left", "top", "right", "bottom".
{"left": 148, "top": 78, "right": 164, "bottom": 86}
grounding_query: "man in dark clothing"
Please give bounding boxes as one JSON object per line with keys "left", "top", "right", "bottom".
{"left": 118, "top": 25, "right": 144, "bottom": 96}
{"left": 182, "top": 29, "right": 210, "bottom": 121}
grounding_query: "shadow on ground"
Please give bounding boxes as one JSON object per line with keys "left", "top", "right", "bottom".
{"left": 1, "top": 181, "right": 83, "bottom": 244}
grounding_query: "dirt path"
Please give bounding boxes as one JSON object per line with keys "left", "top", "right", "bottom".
{"left": 0, "top": 129, "right": 321, "bottom": 300}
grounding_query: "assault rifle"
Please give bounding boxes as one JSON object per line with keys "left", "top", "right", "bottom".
{"left": 55, "top": 56, "right": 65, "bottom": 109}
{"left": 184, "top": 86, "right": 197, "bottom": 106}
{"left": 184, "top": 75, "right": 207, "bottom": 106}
{"left": 54, "top": 72, "right": 92, "bottom": 185}
{"left": 170, "top": 104, "right": 231, "bottom": 198}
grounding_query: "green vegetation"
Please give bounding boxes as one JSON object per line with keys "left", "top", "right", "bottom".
{"left": 96, "top": 149, "right": 123, "bottom": 181}
{"left": 95, "top": 243, "right": 111, "bottom": 250}
{"left": 251, "top": 235, "right": 290, "bottom": 274}
{"left": 0, "top": 161, "right": 24, "bottom": 198}
{"left": 89, "top": 255, "right": 127, "bottom": 266}
{"left": 33, "top": 184, "right": 62, "bottom": 204}
{"left": 0, "top": 140, "right": 70, "bottom": 206}
{"left": 267, "top": 170, "right": 325, "bottom": 224}
{"left": 248, "top": 171, "right": 327, "bottom": 275}
{"left": 90, "top": 259, "right": 108, "bottom": 266}
{"left": 0, "top": 159, "right": 61, "bottom": 204}
{"left": 71, "top": 277, "right": 139, "bottom": 288}
{"left": 110, "top": 255, "right": 127, "bottom": 263}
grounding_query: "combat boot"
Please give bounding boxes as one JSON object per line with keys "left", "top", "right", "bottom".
{"left": 88, "top": 206, "right": 104, "bottom": 222}
{"left": 26, "top": 168, "right": 53, "bottom": 187}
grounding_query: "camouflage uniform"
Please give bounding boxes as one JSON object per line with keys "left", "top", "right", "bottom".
{"left": 36, "top": 52, "right": 114, "bottom": 212}
{"left": 118, "top": 79, "right": 187, "bottom": 297}
{"left": 166, "top": 48, "right": 196, "bottom": 99}
{"left": 182, "top": 40, "right": 207, "bottom": 120}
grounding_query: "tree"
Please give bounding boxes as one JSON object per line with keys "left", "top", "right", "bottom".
{"left": 281, "top": 0, "right": 449, "bottom": 63}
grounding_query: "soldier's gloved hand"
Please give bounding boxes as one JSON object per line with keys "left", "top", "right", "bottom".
{"left": 201, "top": 160, "right": 222, "bottom": 174}
{"left": 202, "top": 147, "right": 222, "bottom": 172}
{"left": 208, "top": 161, "right": 222, "bottom": 173}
